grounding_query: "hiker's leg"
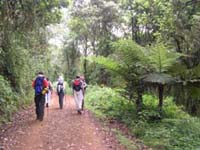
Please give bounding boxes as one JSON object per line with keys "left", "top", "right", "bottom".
{"left": 59, "top": 94, "right": 61, "bottom": 108}
{"left": 38, "top": 95, "right": 45, "bottom": 121}
{"left": 45, "top": 94, "right": 48, "bottom": 107}
{"left": 59, "top": 93, "right": 64, "bottom": 109}
{"left": 48, "top": 92, "right": 51, "bottom": 105}
{"left": 81, "top": 90, "right": 84, "bottom": 110}
{"left": 74, "top": 91, "right": 79, "bottom": 110}
{"left": 82, "top": 99, "right": 84, "bottom": 110}
{"left": 34, "top": 95, "right": 40, "bottom": 119}
{"left": 77, "top": 91, "right": 83, "bottom": 110}
{"left": 60, "top": 93, "right": 64, "bottom": 109}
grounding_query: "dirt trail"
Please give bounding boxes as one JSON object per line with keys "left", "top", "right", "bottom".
{"left": 0, "top": 92, "right": 124, "bottom": 150}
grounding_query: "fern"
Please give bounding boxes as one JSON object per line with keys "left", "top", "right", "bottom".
{"left": 111, "top": 39, "right": 147, "bottom": 65}
{"left": 148, "top": 43, "right": 181, "bottom": 73}
{"left": 87, "top": 56, "right": 121, "bottom": 72}
{"left": 87, "top": 39, "right": 148, "bottom": 77}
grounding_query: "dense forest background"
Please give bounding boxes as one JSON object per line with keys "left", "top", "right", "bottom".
{"left": 0, "top": 0, "right": 200, "bottom": 149}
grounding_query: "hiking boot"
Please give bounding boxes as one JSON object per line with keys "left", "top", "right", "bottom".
{"left": 77, "top": 110, "right": 82, "bottom": 115}
{"left": 39, "top": 117, "right": 43, "bottom": 121}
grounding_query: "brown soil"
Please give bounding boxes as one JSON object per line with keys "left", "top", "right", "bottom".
{"left": 0, "top": 92, "right": 125, "bottom": 150}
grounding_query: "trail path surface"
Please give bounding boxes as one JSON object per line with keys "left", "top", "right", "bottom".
{"left": 0, "top": 92, "right": 124, "bottom": 150}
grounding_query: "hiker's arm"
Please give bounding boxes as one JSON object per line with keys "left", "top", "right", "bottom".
{"left": 32, "top": 80, "right": 35, "bottom": 88}
{"left": 43, "top": 79, "right": 48, "bottom": 88}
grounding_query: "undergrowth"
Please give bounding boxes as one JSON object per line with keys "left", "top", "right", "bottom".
{"left": 85, "top": 85, "right": 200, "bottom": 150}
{"left": 0, "top": 75, "right": 33, "bottom": 124}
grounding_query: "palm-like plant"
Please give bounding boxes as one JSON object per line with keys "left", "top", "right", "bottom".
{"left": 87, "top": 39, "right": 147, "bottom": 113}
{"left": 143, "top": 43, "right": 181, "bottom": 113}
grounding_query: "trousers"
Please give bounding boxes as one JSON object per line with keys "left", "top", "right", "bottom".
{"left": 74, "top": 90, "right": 83, "bottom": 110}
{"left": 34, "top": 94, "right": 45, "bottom": 120}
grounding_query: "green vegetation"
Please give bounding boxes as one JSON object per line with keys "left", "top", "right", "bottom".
{"left": 0, "top": 75, "right": 19, "bottom": 122}
{"left": 85, "top": 86, "right": 200, "bottom": 150}
{"left": 114, "top": 129, "right": 139, "bottom": 150}
{"left": 0, "top": 0, "right": 199, "bottom": 149}
{"left": 0, "top": 0, "right": 68, "bottom": 124}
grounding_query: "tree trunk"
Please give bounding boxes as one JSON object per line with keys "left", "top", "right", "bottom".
{"left": 83, "top": 36, "right": 88, "bottom": 82}
{"left": 158, "top": 84, "right": 164, "bottom": 113}
{"left": 136, "top": 80, "right": 143, "bottom": 114}
{"left": 131, "top": 16, "right": 138, "bottom": 43}
{"left": 128, "top": 80, "right": 134, "bottom": 100}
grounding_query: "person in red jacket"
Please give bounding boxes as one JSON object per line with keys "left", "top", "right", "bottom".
{"left": 32, "top": 72, "right": 48, "bottom": 121}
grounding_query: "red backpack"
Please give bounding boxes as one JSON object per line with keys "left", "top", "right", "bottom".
{"left": 73, "top": 79, "right": 82, "bottom": 91}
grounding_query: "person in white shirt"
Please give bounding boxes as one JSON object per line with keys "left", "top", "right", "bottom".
{"left": 45, "top": 78, "right": 53, "bottom": 108}
{"left": 56, "top": 76, "right": 65, "bottom": 109}
{"left": 72, "top": 76, "right": 84, "bottom": 114}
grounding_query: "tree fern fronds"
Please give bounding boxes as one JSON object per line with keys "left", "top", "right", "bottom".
{"left": 148, "top": 43, "right": 182, "bottom": 73}
{"left": 86, "top": 56, "right": 121, "bottom": 73}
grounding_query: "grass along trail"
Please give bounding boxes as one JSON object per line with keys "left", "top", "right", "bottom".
{"left": 0, "top": 92, "right": 125, "bottom": 150}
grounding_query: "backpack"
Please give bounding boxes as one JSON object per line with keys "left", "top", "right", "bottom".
{"left": 73, "top": 79, "right": 82, "bottom": 91}
{"left": 57, "top": 82, "right": 64, "bottom": 94}
{"left": 34, "top": 77, "right": 44, "bottom": 95}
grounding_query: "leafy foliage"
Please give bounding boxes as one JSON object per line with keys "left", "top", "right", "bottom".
{"left": 0, "top": 75, "right": 19, "bottom": 123}
{"left": 147, "top": 43, "right": 182, "bottom": 73}
{"left": 87, "top": 56, "right": 120, "bottom": 73}
{"left": 0, "top": 0, "right": 66, "bottom": 122}
{"left": 86, "top": 85, "right": 200, "bottom": 150}
{"left": 85, "top": 85, "right": 136, "bottom": 121}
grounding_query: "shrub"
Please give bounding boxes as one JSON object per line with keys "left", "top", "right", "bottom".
{"left": 86, "top": 85, "right": 200, "bottom": 150}
{"left": 85, "top": 85, "right": 136, "bottom": 121}
{"left": 0, "top": 75, "right": 19, "bottom": 123}
{"left": 142, "top": 95, "right": 189, "bottom": 120}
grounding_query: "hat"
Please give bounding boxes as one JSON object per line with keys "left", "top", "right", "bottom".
{"left": 58, "top": 76, "right": 64, "bottom": 82}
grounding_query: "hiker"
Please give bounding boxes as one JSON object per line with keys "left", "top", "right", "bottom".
{"left": 56, "top": 76, "right": 65, "bottom": 109}
{"left": 72, "top": 76, "right": 84, "bottom": 114}
{"left": 45, "top": 78, "right": 53, "bottom": 108}
{"left": 32, "top": 72, "right": 48, "bottom": 121}
{"left": 80, "top": 76, "right": 87, "bottom": 110}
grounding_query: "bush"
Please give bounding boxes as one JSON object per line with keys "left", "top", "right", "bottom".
{"left": 85, "top": 85, "right": 136, "bottom": 121}
{"left": 85, "top": 85, "right": 200, "bottom": 150}
{"left": 0, "top": 75, "right": 19, "bottom": 123}
{"left": 142, "top": 95, "right": 189, "bottom": 120}
{"left": 141, "top": 118, "right": 200, "bottom": 150}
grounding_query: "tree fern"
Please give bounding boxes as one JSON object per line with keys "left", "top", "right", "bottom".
{"left": 148, "top": 43, "right": 181, "bottom": 73}
{"left": 111, "top": 39, "right": 147, "bottom": 65}
{"left": 86, "top": 56, "right": 121, "bottom": 73}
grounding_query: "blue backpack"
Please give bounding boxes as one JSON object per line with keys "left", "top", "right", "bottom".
{"left": 34, "top": 77, "right": 44, "bottom": 95}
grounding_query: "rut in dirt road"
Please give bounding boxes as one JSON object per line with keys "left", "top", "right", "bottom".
{"left": 0, "top": 93, "right": 124, "bottom": 150}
